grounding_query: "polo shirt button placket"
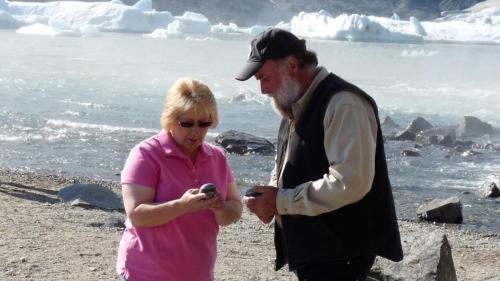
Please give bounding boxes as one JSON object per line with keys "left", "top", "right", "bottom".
{"left": 192, "top": 169, "right": 198, "bottom": 185}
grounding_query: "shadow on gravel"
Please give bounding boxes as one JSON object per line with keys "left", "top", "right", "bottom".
{"left": 0, "top": 181, "right": 60, "bottom": 204}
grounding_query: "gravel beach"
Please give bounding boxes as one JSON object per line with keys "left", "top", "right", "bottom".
{"left": 0, "top": 168, "right": 498, "bottom": 281}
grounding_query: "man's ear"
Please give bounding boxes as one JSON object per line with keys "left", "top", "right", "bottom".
{"left": 287, "top": 56, "right": 300, "bottom": 75}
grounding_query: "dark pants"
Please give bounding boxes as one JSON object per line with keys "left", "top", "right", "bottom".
{"left": 295, "top": 255, "right": 376, "bottom": 281}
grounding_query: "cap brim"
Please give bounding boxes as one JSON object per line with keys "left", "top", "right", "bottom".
{"left": 235, "top": 60, "right": 263, "bottom": 81}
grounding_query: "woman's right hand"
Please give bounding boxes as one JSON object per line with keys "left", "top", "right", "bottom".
{"left": 178, "top": 188, "right": 222, "bottom": 213}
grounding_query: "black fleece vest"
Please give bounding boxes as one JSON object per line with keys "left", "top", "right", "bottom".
{"left": 274, "top": 73, "right": 403, "bottom": 270}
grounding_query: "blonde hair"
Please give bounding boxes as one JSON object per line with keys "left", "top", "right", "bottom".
{"left": 160, "top": 78, "right": 219, "bottom": 130}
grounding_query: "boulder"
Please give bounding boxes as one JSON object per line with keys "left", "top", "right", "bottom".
{"left": 479, "top": 181, "right": 500, "bottom": 198}
{"left": 58, "top": 183, "right": 124, "bottom": 210}
{"left": 455, "top": 116, "right": 493, "bottom": 138}
{"left": 417, "top": 197, "right": 463, "bottom": 223}
{"left": 370, "top": 232, "right": 457, "bottom": 281}
{"left": 215, "top": 130, "right": 275, "bottom": 155}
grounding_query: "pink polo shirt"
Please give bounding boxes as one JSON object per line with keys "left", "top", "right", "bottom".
{"left": 116, "top": 130, "right": 234, "bottom": 281}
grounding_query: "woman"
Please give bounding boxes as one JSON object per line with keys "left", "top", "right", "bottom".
{"left": 116, "top": 78, "right": 243, "bottom": 281}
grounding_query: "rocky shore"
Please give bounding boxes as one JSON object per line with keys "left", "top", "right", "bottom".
{"left": 0, "top": 168, "right": 498, "bottom": 280}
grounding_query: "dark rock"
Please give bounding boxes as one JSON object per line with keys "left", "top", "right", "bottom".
{"left": 416, "top": 125, "right": 457, "bottom": 147}
{"left": 401, "top": 149, "right": 421, "bottom": 157}
{"left": 215, "top": 130, "right": 275, "bottom": 155}
{"left": 406, "top": 116, "right": 434, "bottom": 134}
{"left": 382, "top": 116, "right": 399, "bottom": 128}
{"left": 58, "top": 183, "right": 124, "bottom": 210}
{"left": 455, "top": 140, "right": 475, "bottom": 148}
{"left": 392, "top": 130, "right": 416, "bottom": 141}
{"left": 455, "top": 116, "right": 493, "bottom": 138}
{"left": 381, "top": 116, "right": 400, "bottom": 136}
{"left": 479, "top": 181, "right": 500, "bottom": 198}
{"left": 417, "top": 197, "right": 463, "bottom": 223}
{"left": 393, "top": 117, "right": 433, "bottom": 141}
{"left": 452, "top": 140, "right": 475, "bottom": 152}
{"left": 370, "top": 232, "right": 457, "bottom": 281}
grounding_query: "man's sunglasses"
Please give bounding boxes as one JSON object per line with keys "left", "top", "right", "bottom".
{"left": 178, "top": 120, "right": 212, "bottom": 128}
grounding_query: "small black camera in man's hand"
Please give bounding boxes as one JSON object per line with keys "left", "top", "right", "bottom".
{"left": 244, "top": 188, "right": 262, "bottom": 197}
{"left": 200, "top": 183, "right": 217, "bottom": 198}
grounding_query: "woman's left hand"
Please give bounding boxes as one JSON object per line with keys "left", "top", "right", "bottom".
{"left": 209, "top": 193, "right": 225, "bottom": 209}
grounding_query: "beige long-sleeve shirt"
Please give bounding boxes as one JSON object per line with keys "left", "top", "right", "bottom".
{"left": 271, "top": 67, "right": 378, "bottom": 217}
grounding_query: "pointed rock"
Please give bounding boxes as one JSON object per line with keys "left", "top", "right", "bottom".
{"left": 370, "top": 232, "right": 457, "bottom": 281}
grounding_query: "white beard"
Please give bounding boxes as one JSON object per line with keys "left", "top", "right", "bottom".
{"left": 271, "top": 68, "right": 301, "bottom": 119}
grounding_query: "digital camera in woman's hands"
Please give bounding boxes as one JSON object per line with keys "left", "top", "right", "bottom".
{"left": 200, "top": 183, "right": 217, "bottom": 198}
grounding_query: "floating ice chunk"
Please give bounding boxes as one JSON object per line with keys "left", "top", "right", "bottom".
{"left": 16, "top": 23, "right": 59, "bottom": 35}
{"left": 166, "top": 12, "right": 210, "bottom": 34}
{"left": 211, "top": 22, "right": 268, "bottom": 35}
{"left": 143, "top": 28, "right": 171, "bottom": 38}
{"left": 401, "top": 49, "right": 438, "bottom": 57}
{"left": 237, "top": 25, "right": 268, "bottom": 35}
{"left": 410, "top": 16, "right": 427, "bottom": 36}
{"left": 211, "top": 22, "right": 241, "bottom": 34}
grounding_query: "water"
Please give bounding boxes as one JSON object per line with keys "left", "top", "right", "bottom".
{"left": 1, "top": 30, "right": 499, "bottom": 232}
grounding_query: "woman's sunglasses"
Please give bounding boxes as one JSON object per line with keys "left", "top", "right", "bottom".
{"left": 178, "top": 120, "right": 212, "bottom": 128}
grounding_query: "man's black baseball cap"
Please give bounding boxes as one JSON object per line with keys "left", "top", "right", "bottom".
{"left": 235, "top": 28, "right": 306, "bottom": 81}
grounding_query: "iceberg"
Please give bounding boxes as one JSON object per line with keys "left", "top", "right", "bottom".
{"left": 0, "top": 0, "right": 498, "bottom": 44}
{"left": 291, "top": 11, "right": 423, "bottom": 43}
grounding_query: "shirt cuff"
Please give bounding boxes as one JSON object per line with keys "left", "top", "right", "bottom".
{"left": 275, "top": 182, "right": 310, "bottom": 215}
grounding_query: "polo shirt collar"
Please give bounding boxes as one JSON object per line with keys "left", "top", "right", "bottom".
{"left": 158, "top": 130, "right": 213, "bottom": 160}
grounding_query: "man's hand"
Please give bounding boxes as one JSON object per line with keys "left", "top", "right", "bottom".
{"left": 242, "top": 186, "right": 277, "bottom": 224}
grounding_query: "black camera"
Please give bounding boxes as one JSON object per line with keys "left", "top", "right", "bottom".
{"left": 200, "top": 183, "right": 216, "bottom": 198}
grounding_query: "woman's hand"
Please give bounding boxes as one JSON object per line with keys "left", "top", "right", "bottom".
{"left": 178, "top": 188, "right": 222, "bottom": 213}
{"left": 210, "top": 182, "right": 243, "bottom": 226}
{"left": 208, "top": 193, "right": 225, "bottom": 209}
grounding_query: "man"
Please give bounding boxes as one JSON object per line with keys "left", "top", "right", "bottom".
{"left": 236, "top": 28, "right": 403, "bottom": 281}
